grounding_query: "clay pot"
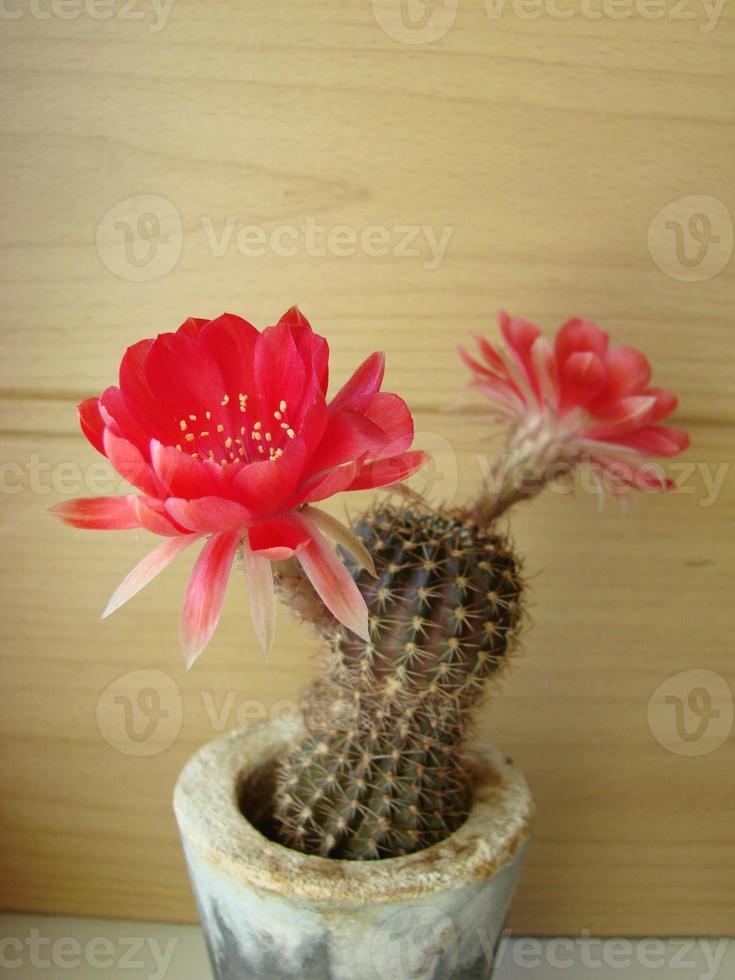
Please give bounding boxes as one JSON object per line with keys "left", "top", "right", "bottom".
{"left": 174, "top": 719, "right": 532, "bottom": 980}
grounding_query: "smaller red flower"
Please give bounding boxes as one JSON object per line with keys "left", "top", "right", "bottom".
{"left": 51, "top": 308, "right": 427, "bottom": 664}
{"left": 460, "top": 313, "right": 689, "bottom": 495}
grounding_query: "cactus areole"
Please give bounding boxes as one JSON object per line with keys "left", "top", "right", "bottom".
{"left": 54, "top": 309, "right": 688, "bottom": 863}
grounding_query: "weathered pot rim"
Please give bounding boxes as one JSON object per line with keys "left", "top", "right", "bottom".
{"left": 174, "top": 717, "right": 533, "bottom": 905}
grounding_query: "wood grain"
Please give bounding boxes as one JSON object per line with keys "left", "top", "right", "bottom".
{"left": 1, "top": 0, "right": 733, "bottom": 935}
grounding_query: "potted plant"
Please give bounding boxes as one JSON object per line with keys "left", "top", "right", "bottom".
{"left": 53, "top": 309, "right": 688, "bottom": 979}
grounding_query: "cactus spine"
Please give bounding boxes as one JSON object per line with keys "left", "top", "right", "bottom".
{"left": 274, "top": 503, "right": 523, "bottom": 859}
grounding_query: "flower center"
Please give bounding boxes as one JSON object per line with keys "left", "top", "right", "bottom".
{"left": 173, "top": 395, "right": 296, "bottom": 466}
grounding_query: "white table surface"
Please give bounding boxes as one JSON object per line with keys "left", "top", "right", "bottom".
{"left": 0, "top": 915, "right": 732, "bottom": 979}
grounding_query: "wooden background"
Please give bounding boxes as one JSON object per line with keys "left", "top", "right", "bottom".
{"left": 1, "top": 0, "right": 733, "bottom": 937}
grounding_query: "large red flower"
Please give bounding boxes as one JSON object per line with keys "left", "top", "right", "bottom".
{"left": 461, "top": 313, "right": 689, "bottom": 494}
{"left": 52, "top": 308, "right": 427, "bottom": 664}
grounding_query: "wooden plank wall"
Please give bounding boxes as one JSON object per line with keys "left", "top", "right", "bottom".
{"left": 1, "top": 0, "right": 733, "bottom": 936}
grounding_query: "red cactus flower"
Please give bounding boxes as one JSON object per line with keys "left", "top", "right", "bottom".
{"left": 52, "top": 309, "right": 427, "bottom": 664}
{"left": 461, "top": 313, "right": 689, "bottom": 501}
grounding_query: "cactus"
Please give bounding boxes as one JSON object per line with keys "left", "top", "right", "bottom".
{"left": 274, "top": 503, "right": 523, "bottom": 859}
{"left": 271, "top": 314, "right": 689, "bottom": 861}
{"left": 52, "top": 307, "right": 688, "bottom": 865}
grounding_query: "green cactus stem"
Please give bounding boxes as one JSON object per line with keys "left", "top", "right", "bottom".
{"left": 273, "top": 503, "right": 523, "bottom": 859}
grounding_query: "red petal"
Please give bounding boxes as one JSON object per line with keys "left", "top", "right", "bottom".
{"left": 558, "top": 351, "right": 607, "bottom": 412}
{"left": 645, "top": 387, "right": 678, "bottom": 423}
{"left": 530, "top": 335, "right": 560, "bottom": 410}
{"left": 165, "top": 496, "right": 252, "bottom": 533}
{"left": 363, "top": 392, "right": 414, "bottom": 455}
{"left": 118, "top": 338, "right": 174, "bottom": 439}
{"left": 613, "top": 425, "right": 690, "bottom": 457}
{"left": 134, "top": 497, "right": 182, "bottom": 536}
{"left": 293, "top": 516, "right": 369, "bottom": 642}
{"left": 591, "top": 453, "right": 670, "bottom": 491}
{"left": 78, "top": 398, "right": 106, "bottom": 455}
{"left": 103, "top": 429, "right": 162, "bottom": 497}
{"left": 554, "top": 318, "right": 609, "bottom": 364}
{"left": 590, "top": 345, "right": 652, "bottom": 411}
{"left": 305, "top": 407, "right": 404, "bottom": 475}
{"left": 329, "top": 352, "right": 385, "bottom": 415}
{"left": 465, "top": 370, "right": 526, "bottom": 415}
{"left": 102, "top": 534, "right": 202, "bottom": 618}
{"left": 49, "top": 496, "right": 139, "bottom": 530}
{"left": 301, "top": 506, "right": 376, "bottom": 576}
{"left": 276, "top": 306, "right": 311, "bottom": 330}
{"left": 279, "top": 307, "right": 330, "bottom": 394}
{"left": 459, "top": 344, "right": 495, "bottom": 379}
{"left": 347, "top": 450, "right": 429, "bottom": 491}
{"left": 177, "top": 316, "right": 210, "bottom": 338}
{"left": 292, "top": 461, "right": 360, "bottom": 506}
{"left": 248, "top": 516, "right": 310, "bottom": 560}
{"left": 586, "top": 395, "right": 657, "bottom": 439}
{"left": 144, "top": 330, "right": 226, "bottom": 423}
{"left": 180, "top": 529, "right": 242, "bottom": 668}
{"left": 499, "top": 311, "right": 542, "bottom": 399}
{"left": 233, "top": 441, "right": 307, "bottom": 516}
{"left": 296, "top": 399, "right": 329, "bottom": 456}
{"left": 241, "top": 537, "right": 276, "bottom": 657}
{"left": 253, "top": 320, "right": 307, "bottom": 422}
{"left": 477, "top": 330, "right": 508, "bottom": 373}
{"left": 460, "top": 333, "right": 527, "bottom": 409}
{"left": 151, "top": 441, "right": 225, "bottom": 499}
{"left": 98, "top": 386, "right": 156, "bottom": 454}
{"left": 199, "top": 313, "right": 259, "bottom": 432}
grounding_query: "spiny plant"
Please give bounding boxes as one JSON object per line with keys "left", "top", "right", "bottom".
{"left": 53, "top": 308, "right": 688, "bottom": 862}
{"left": 274, "top": 503, "right": 523, "bottom": 858}
{"left": 273, "top": 312, "right": 689, "bottom": 859}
